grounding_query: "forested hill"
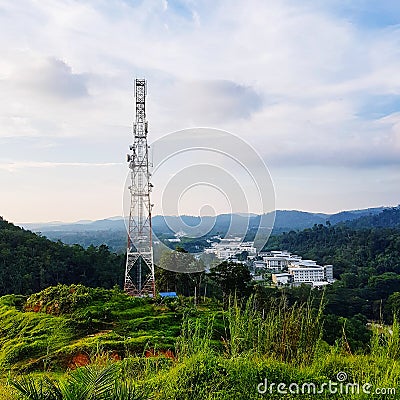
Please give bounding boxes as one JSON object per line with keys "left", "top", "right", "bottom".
{"left": 266, "top": 223, "right": 400, "bottom": 278}
{"left": 343, "top": 206, "right": 400, "bottom": 229}
{"left": 0, "top": 216, "right": 124, "bottom": 296}
{"left": 264, "top": 206, "right": 400, "bottom": 278}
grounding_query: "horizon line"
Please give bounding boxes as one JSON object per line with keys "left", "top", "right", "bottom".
{"left": 14, "top": 203, "right": 398, "bottom": 225}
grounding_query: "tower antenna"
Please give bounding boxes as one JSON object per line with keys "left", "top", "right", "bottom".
{"left": 124, "top": 79, "right": 155, "bottom": 297}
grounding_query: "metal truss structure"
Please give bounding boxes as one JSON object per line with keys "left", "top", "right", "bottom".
{"left": 124, "top": 79, "right": 155, "bottom": 297}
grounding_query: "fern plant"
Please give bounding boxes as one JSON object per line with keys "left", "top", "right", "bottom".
{"left": 10, "top": 363, "right": 145, "bottom": 400}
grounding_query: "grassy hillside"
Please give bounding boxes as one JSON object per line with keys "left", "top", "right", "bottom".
{"left": 0, "top": 286, "right": 398, "bottom": 399}
{"left": 0, "top": 285, "right": 223, "bottom": 374}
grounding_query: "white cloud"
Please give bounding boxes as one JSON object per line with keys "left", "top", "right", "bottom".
{"left": 158, "top": 79, "right": 262, "bottom": 124}
{"left": 0, "top": 0, "right": 400, "bottom": 220}
{"left": 25, "top": 58, "right": 89, "bottom": 99}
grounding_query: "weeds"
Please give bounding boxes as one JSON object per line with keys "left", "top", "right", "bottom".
{"left": 4, "top": 292, "right": 400, "bottom": 399}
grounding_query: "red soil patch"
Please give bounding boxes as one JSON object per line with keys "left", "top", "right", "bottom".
{"left": 110, "top": 352, "right": 121, "bottom": 361}
{"left": 32, "top": 304, "right": 41, "bottom": 312}
{"left": 68, "top": 353, "right": 90, "bottom": 369}
{"left": 145, "top": 349, "right": 175, "bottom": 360}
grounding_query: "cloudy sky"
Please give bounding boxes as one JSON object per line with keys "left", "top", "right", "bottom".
{"left": 1, "top": 0, "right": 400, "bottom": 223}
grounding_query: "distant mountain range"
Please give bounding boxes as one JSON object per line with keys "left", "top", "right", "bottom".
{"left": 20, "top": 206, "right": 390, "bottom": 234}
{"left": 16, "top": 206, "right": 400, "bottom": 253}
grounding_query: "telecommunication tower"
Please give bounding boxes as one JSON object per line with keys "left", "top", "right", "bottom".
{"left": 124, "top": 79, "right": 155, "bottom": 297}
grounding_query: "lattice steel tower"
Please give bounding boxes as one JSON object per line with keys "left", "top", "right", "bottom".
{"left": 124, "top": 79, "right": 155, "bottom": 297}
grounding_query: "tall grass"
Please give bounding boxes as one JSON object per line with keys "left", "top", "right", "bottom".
{"left": 175, "top": 312, "right": 215, "bottom": 359}
{"left": 225, "top": 295, "right": 324, "bottom": 364}
{"left": 371, "top": 316, "right": 400, "bottom": 360}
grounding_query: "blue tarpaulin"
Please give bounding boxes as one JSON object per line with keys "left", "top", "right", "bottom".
{"left": 159, "top": 292, "right": 178, "bottom": 298}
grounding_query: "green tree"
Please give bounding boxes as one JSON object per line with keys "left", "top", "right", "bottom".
{"left": 385, "top": 292, "right": 400, "bottom": 322}
{"left": 207, "top": 261, "right": 251, "bottom": 302}
{"left": 156, "top": 249, "right": 205, "bottom": 298}
{"left": 367, "top": 273, "right": 400, "bottom": 300}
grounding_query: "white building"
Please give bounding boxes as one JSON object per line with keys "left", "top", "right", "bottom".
{"left": 289, "top": 265, "right": 324, "bottom": 283}
{"left": 272, "top": 273, "right": 293, "bottom": 285}
{"left": 288, "top": 263, "right": 335, "bottom": 285}
{"left": 254, "top": 261, "right": 267, "bottom": 269}
{"left": 266, "top": 250, "right": 335, "bottom": 287}
{"left": 204, "top": 237, "right": 256, "bottom": 259}
{"left": 260, "top": 250, "right": 302, "bottom": 271}
{"left": 324, "top": 265, "right": 334, "bottom": 281}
